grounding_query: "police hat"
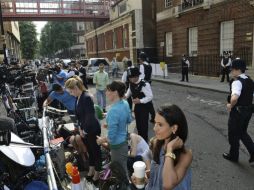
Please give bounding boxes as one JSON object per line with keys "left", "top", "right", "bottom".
{"left": 128, "top": 67, "right": 141, "bottom": 78}
{"left": 231, "top": 58, "right": 246, "bottom": 71}
{"left": 139, "top": 52, "right": 147, "bottom": 60}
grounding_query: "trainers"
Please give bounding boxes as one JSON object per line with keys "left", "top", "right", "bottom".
{"left": 249, "top": 154, "right": 254, "bottom": 163}
{"left": 222, "top": 153, "right": 238, "bottom": 163}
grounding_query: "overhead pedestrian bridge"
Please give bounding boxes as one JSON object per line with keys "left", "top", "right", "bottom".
{"left": 1, "top": 0, "right": 116, "bottom": 21}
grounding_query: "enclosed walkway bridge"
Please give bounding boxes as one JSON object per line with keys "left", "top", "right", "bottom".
{"left": 1, "top": 0, "right": 116, "bottom": 21}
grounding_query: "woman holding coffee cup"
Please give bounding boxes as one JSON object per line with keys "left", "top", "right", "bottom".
{"left": 132, "top": 104, "right": 192, "bottom": 190}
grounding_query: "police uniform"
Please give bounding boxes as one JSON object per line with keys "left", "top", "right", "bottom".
{"left": 122, "top": 65, "right": 134, "bottom": 110}
{"left": 223, "top": 59, "right": 254, "bottom": 163}
{"left": 126, "top": 67, "right": 153, "bottom": 142}
{"left": 220, "top": 51, "right": 232, "bottom": 82}
{"left": 138, "top": 52, "right": 155, "bottom": 122}
{"left": 180, "top": 55, "right": 190, "bottom": 82}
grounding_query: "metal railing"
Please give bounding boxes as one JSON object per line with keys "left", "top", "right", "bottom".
{"left": 164, "top": 52, "right": 253, "bottom": 77}
{"left": 39, "top": 108, "right": 58, "bottom": 190}
{"left": 178, "top": 0, "right": 204, "bottom": 12}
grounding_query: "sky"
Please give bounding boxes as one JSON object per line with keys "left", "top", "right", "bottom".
{"left": 33, "top": 21, "right": 47, "bottom": 40}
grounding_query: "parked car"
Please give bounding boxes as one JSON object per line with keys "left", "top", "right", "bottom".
{"left": 86, "top": 58, "right": 109, "bottom": 83}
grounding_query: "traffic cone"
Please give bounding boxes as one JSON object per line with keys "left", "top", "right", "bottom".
{"left": 71, "top": 166, "right": 83, "bottom": 190}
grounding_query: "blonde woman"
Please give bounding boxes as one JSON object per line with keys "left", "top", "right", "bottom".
{"left": 65, "top": 76, "right": 101, "bottom": 185}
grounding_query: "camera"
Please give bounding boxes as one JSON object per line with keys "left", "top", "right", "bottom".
{"left": 0, "top": 65, "right": 11, "bottom": 84}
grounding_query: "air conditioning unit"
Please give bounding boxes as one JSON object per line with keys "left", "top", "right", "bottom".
{"left": 174, "top": 6, "right": 179, "bottom": 18}
{"left": 203, "top": 0, "right": 211, "bottom": 10}
{"left": 250, "top": 0, "right": 254, "bottom": 6}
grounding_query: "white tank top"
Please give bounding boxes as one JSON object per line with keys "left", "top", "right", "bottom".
{"left": 136, "top": 138, "right": 150, "bottom": 161}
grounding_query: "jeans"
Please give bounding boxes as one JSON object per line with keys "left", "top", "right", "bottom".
{"left": 96, "top": 89, "right": 106, "bottom": 109}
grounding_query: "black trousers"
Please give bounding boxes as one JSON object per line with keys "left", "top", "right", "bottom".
{"left": 181, "top": 67, "right": 189, "bottom": 82}
{"left": 228, "top": 108, "right": 254, "bottom": 159}
{"left": 81, "top": 77, "right": 88, "bottom": 89}
{"left": 221, "top": 67, "right": 230, "bottom": 82}
{"left": 127, "top": 96, "right": 133, "bottom": 111}
{"left": 83, "top": 133, "right": 101, "bottom": 171}
{"left": 134, "top": 103, "right": 149, "bottom": 142}
{"left": 148, "top": 101, "right": 155, "bottom": 121}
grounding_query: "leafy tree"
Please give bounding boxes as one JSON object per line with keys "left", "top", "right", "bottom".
{"left": 39, "top": 22, "right": 75, "bottom": 58}
{"left": 19, "top": 22, "right": 38, "bottom": 59}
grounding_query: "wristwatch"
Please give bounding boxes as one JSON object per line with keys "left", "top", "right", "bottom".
{"left": 165, "top": 152, "right": 176, "bottom": 160}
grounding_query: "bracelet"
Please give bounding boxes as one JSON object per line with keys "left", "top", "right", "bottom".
{"left": 165, "top": 152, "right": 176, "bottom": 160}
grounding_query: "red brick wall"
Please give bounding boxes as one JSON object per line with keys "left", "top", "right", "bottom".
{"left": 105, "top": 30, "right": 113, "bottom": 50}
{"left": 115, "top": 26, "right": 123, "bottom": 49}
{"left": 156, "top": 0, "right": 254, "bottom": 66}
{"left": 124, "top": 24, "right": 129, "bottom": 47}
{"left": 86, "top": 24, "right": 131, "bottom": 60}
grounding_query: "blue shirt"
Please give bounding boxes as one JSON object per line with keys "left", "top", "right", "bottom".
{"left": 106, "top": 100, "right": 132, "bottom": 146}
{"left": 145, "top": 149, "right": 191, "bottom": 190}
{"left": 49, "top": 90, "right": 76, "bottom": 112}
{"left": 54, "top": 70, "right": 67, "bottom": 86}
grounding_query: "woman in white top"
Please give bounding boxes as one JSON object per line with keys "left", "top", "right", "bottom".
{"left": 127, "top": 133, "right": 151, "bottom": 176}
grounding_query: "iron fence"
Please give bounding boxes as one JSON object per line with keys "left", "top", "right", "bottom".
{"left": 165, "top": 53, "right": 252, "bottom": 77}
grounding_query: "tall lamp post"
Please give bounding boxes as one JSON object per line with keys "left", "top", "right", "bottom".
{"left": 93, "top": 10, "right": 99, "bottom": 57}
{"left": 0, "top": 2, "right": 7, "bottom": 65}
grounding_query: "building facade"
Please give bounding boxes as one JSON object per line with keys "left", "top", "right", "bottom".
{"left": 156, "top": 0, "right": 254, "bottom": 76}
{"left": 0, "top": 21, "right": 21, "bottom": 63}
{"left": 84, "top": 0, "right": 156, "bottom": 63}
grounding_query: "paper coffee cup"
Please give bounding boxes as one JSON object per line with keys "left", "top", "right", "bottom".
{"left": 133, "top": 161, "right": 146, "bottom": 189}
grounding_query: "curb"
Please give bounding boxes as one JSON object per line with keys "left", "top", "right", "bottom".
{"left": 152, "top": 78, "right": 229, "bottom": 94}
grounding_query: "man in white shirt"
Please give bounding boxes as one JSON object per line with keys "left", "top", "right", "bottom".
{"left": 223, "top": 59, "right": 254, "bottom": 164}
{"left": 180, "top": 54, "right": 190, "bottom": 82}
{"left": 125, "top": 67, "right": 153, "bottom": 142}
{"left": 138, "top": 52, "right": 155, "bottom": 122}
{"left": 220, "top": 51, "right": 232, "bottom": 82}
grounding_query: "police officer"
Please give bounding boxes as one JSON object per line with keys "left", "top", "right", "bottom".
{"left": 138, "top": 52, "right": 155, "bottom": 123}
{"left": 125, "top": 67, "right": 153, "bottom": 142}
{"left": 122, "top": 60, "right": 134, "bottom": 110}
{"left": 223, "top": 59, "right": 254, "bottom": 163}
{"left": 180, "top": 54, "right": 190, "bottom": 82}
{"left": 220, "top": 51, "right": 232, "bottom": 82}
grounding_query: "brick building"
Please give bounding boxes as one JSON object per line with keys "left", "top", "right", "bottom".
{"left": 84, "top": 0, "right": 156, "bottom": 63}
{"left": 156, "top": 0, "right": 254, "bottom": 76}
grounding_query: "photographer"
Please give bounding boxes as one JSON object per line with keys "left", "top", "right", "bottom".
{"left": 47, "top": 63, "right": 67, "bottom": 87}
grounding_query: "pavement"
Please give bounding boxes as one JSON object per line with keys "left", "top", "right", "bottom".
{"left": 152, "top": 72, "right": 231, "bottom": 94}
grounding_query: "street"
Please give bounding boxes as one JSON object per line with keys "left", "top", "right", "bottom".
{"left": 1, "top": 80, "right": 254, "bottom": 189}
{"left": 149, "top": 81, "right": 254, "bottom": 190}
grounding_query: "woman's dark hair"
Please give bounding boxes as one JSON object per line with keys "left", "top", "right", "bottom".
{"left": 52, "top": 83, "right": 62, "bottom": 92}
{"left": 153, "top": 104, "right": 188, "bottom": 165}
{"left": 106, "top": 81, "right": 126, "bottom": 98}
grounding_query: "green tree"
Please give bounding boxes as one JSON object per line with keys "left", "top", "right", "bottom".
{"left": 19, "top": 22, "right": 38, "bottom": 59}
{"left": 39, "top": 22, "right": 75, "bottom": 58}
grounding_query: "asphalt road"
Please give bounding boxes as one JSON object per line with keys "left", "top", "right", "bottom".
{"left": 149, "top": 81, "right": 254, "bottom": 190}
{"left": 1, "top": 80, "right": 254, "bottom": 189}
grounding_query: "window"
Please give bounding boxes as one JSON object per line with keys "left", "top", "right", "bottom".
{"left": 220, "top": 20, "right": 234, "bottom": 54}
{"left": 189, "top": 27, "right": 198, "bottom": 56}
{"left": 113, "top": 30, "right": 117, "bottom": 49}
{"left": 119, "top": 2, "right": 127, "bottom": 15}
{"left": 166, "top": 32, "right": 172, "bottom": 57}
{"left": 165, "top": 0, "right": 172, "bottom": 8}
{"left": 123, "top": 27, "right": 128, "bottom": 48}
{"left": 79, "top": 36, "right": 84, "bottom": 43}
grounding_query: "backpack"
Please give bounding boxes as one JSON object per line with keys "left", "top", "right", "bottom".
{"left": 144, "top": 64, "right": 152, "bottom": 82}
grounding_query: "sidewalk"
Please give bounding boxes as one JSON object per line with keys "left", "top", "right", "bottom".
{"left": 152, "top": 73, "right": 230, "bottom": 94}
